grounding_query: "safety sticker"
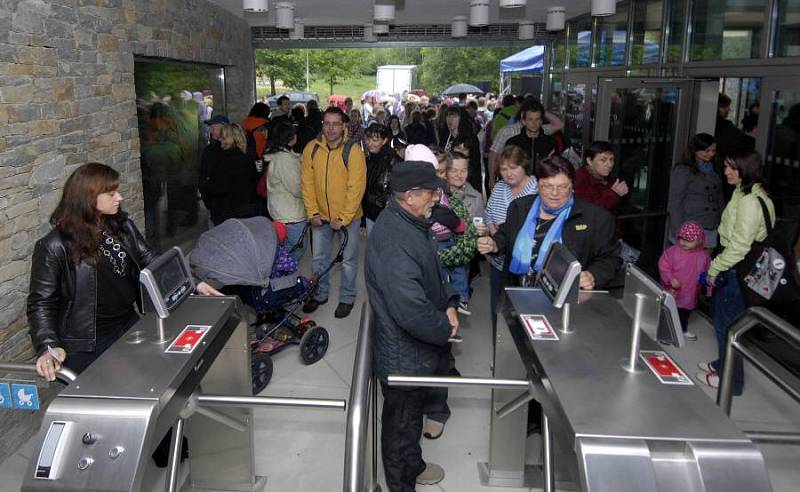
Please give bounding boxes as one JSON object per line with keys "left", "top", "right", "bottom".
{"left": 165, "top": 325, "right": 212, "bottom": 354}
{"left": 520, "top": 314, "right": 559, "bottom": 341}
{"left": 11, "top": 383, "right": 40, "bottom": 410}
{"left": 640, "top": 350, "right": 693, "bottom": 385}
{"left": 0, "top": 382, "right": 11, "bottom": 409}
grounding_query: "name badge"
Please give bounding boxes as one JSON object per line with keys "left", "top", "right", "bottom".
{"left": 575, "top": 224, "right": 587, "bottom": 231}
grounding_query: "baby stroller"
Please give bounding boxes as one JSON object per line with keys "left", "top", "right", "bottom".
{"left": 190, "top": 217, "right": 348, "bottom": 394}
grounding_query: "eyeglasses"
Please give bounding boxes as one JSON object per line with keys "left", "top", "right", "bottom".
{"left": 538, "top": 183, "right": 572, "bottom": 194}
{"left": 322, "top": 122, "right": 344, "bottom": 128}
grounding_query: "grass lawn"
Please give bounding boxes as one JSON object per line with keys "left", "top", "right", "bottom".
{"left": 257, "top": 74, "right": 378, "bottom": 108}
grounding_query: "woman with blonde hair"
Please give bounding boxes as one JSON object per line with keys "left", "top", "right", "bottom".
{"left": 208, "top": 123, "right": 259, "bottom": 225}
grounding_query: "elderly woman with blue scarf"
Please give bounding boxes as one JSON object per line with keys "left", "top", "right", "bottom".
{"left": 477, "top": 156, "right": 621, "bottom": 290}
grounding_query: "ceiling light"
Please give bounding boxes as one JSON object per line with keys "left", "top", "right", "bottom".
{"left": 373, "top": 22, "right": 389, "bottom": 35}
{"left": 290, "top": 18, "right": 304, "bottom": 39}
{"left": 374, "top": 3, "right": 395, "bottom": 22}
{"left": 591, "top": 0, "right": 616, "bottom": 16}
{"left": 500, "top": 0, "right": 526, "bottom": 7}
{"left": 243, "top": 0, "right": 268, "bottom": 12}
{"left": 518, "top": 20, "right": 534, "bottom": 40}
{"left": 452, "top": 16, "right": 467, "bottom": 37}
{"left": 546, "top": 6, "right": 566, "bottom": 31}
{"left": 364, "top": 23, "right": 376, "bottom": 42}
{"left": 469, "top": 0, "right": 489, "bottom": 27}
{"left": 275, "top": 2, "right": 294, "bottom": 29}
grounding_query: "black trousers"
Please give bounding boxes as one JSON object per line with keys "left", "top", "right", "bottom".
{"left": 380, "top": 384, "right": 427, "bottom": 492}
{"left": 678, "top": 307, "right": 691, "bottom": 333}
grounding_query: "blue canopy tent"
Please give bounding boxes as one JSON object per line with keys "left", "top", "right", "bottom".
{"left": 499, "top": 45, "right": 545, "bottom": 95}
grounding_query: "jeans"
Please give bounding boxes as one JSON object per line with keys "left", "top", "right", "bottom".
{"left": 365, "top": 217, "right": 375, "bottom": 237}
{"left": 710, "top": 270, "right": 746, "bottom": 395}
{"left": 435, "top": 238, "right": 469, "bottom": 302}
{"left": 311, "top": 220, "right": 360, "bottom": 303}
{"left": 380, "top": 384, "right": 427, "bottom": 492}
{"left": 284, "top": 221, "right": 308, "bottom": 262}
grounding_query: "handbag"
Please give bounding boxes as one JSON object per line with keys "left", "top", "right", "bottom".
{"left": 735, "top": 197, "right": 800, "bottom": 306}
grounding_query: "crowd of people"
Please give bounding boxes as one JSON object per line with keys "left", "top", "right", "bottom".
{"left": 28, "top": 86, "right": 778, "bottom": 491}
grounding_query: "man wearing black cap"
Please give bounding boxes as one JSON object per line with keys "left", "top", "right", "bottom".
{"left": 366, "top": 161, "right": 460, "bottom": 490}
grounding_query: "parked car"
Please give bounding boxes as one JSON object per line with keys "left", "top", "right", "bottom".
{"left": 266, "top": 91, "right": 320, "bottom": 109}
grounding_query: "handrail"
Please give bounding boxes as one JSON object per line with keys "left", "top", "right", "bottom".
{"left": 344, "top": 302, "right": 377, "bottom": 492}
{"left": 717, "top": 307, "right": 800, "bottom": 416}
{"left": 0, "top": 361, "right": 78, "bottom": 385}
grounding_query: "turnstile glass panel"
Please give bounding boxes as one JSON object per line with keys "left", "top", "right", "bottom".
{"left": 764, "top": 87, "right": 800, "bottom": 219}
{"left": 594, "top": 79, "right": 692, "bottom": 276}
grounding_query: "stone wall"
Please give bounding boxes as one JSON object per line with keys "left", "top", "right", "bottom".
{"left": 0, "top": 0, "right": 255, "bottom": 362}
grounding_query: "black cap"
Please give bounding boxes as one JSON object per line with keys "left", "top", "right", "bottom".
{"left": 429, "top": 96, "right": 442, "bottom": 105}
{"left": 204, "top": 115, "right": 230, "bottom": 125}
{"left": 390, "top": 161, "right": 446, "bottom": 192}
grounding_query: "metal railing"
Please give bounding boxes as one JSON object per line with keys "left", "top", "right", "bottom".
{"left": 343, "top": 303, "right": 379, "bottom": 492}
{"left": 0, "top": 361, "right": 78, "bottom": 385}
{"left": 717, "top": 307, "right": 800, "bottom": 444}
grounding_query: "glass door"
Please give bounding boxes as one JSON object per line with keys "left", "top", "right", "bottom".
{"left": 594, "top": 78, "right": 693, "bottom": 276}
{"left": 759, "top": 77, "right": 800, "bottom": 220}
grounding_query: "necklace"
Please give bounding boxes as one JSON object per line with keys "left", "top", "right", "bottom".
{"left": 100, "top": 232, "right": 127, "bottom": 276}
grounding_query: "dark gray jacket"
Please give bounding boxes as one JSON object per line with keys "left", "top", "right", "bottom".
{"left": 667, "top": 162, "right": 723, "bottom": 237}
{"left": 366, "top": 198, "right": 459, "bottom": 383}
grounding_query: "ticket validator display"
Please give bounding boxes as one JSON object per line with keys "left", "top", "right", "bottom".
{"left": 624, "top": 264, "right": 685, "bottom": 348}
{"left": 139, "top": 246, "right": 195, "bottom": 318}
{"left": 536, "top": 242, "right": 581, "bottom": 308}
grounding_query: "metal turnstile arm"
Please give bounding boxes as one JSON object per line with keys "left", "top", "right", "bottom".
{"left": 197, "top": 394, "right": 346, "bottom": 410}
{"left": 387, "top": 375, "right": 529, "bottom": 389}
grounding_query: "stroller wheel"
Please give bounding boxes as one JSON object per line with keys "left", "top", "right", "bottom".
{"left": 251, "top": 352, "right": 274, "bottom": 395}
{"left": 299, "top": 326, "right": 329, "bottom": 364}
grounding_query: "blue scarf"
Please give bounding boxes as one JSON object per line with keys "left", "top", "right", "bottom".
{"left": 697, "top": 160, "right": 715, "bottom": 176}
{"left": 509, "top": 195, "right": 574, "bottom": 275}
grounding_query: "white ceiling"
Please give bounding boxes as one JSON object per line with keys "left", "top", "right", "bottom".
{"left": 208, "top": 0, "right": 589, "bottom": 26}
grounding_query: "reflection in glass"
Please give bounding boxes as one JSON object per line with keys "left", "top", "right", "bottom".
{"left": 564, "top": 83, "right": 587, "bottom": 158}
{"left": 134, "top": 60, "right": 226, "bottom": 252}
{"left": 666, "top": 0, "right": 685, "bottom": 63}
{"left": 690, "top": 0, "right": 765, "bottom": 60}
{"left": 765, "top": 90, "right": 800, "bottom": 217}
{"left": 719, "top": 77, "right": 761, "bottom": 129}
{"left": 594, "top": 7, "right": 628, "bottom": 66}
{"left": 549, "top": 73, "right": 563, "bottom": 114}
{"left": 774, "top": 0, "right": 800, "bottom": 57}
{"left": 607, "top": 87, "right": 679, "bottom": 275}
{"left": 632, "top": 0, "right": 663, "bottom": 65}
{"left": 569, "top": 18, "right": 593, "bottom": 67}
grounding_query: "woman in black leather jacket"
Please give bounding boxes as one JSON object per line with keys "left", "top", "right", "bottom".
{"left": 362, "top": 124, "right": 398, "bottom": 236}
{"left": 28, "top": 163, "right": 220, "bottom": 381}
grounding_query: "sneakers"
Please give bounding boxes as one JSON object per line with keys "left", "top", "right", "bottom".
{"left": 302, "top": 298, "right": 327, "bottom": 313}
{"left": 416, "top": 462, "right": 445, "bottom": 485}
{"left": 697, "top": 371, "right": 719, "bottom": 389}
{"left": 448, "top": 334, "right": 463, "bottom": 343}
{"left": 684, "top": 330, "right": 698, "bottom": 341}
{"left": 334, "top": 302, "right": 354, "bottom": 318}
{"left": 698, "top": 361, "right": 717, "bottom": 374}
{"left": 457, "top": 302, "right": 471, "bottom": 316}
{"left": 422, "top": 418, "right": 445, "bottom": 440}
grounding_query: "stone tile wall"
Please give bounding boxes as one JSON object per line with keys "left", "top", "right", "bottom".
{"left": 0, "top": 0, "right": 255, "bottom": 362}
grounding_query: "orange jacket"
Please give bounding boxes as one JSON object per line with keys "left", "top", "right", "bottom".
{"left": 242, "top": 116, "right": 269, "bottom": 158}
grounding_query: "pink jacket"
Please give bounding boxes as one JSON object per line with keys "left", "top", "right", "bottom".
{"left": 658, "top": 245, "right": 711, "bottom": 310}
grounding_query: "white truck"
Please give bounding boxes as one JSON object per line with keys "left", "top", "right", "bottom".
{"left": 376, "top": 65, "right": 417, "bottom": 95}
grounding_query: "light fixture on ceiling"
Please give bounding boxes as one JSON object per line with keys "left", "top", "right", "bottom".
{"left": 290, "top": 18, "right": 304, "bottom": 39}
{"left": 469, "top": 0, "right": 489, "bottom": 26}
{"left": 364, "top": 23, "right": 376, "bottom": 42}
{"left": 243, "top": 0, "right": 268, "bottom": 12}
{"left": 518, "top": 20, "right": 534, "bottom": 40}
{"left": 546, "top": 6, "right": 566, "bottom": 31}
{"left": 374, "top": 3, "right": 395, "bottom": 22}
{"left": 452, "top": 16, "right": 467, "bottom": 37}
{"left": 275, "top": 2, "right": 294, "bottom": 29}
{"left": 499, "top": 0, "right": 526, "bottom": 7}
{"left": 591, "top": 0, "right": 616, "bottom": 16}
{"left": 373, "top": 22, "right": 390, "bottom": 34}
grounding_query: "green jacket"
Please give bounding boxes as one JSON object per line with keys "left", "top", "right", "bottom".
{"left": 438, "top": 195, "right": 477, "bottom": 268}
{"left": 491, "top": 104, "right": 518, "bottom": 140}
{"left": 708, "top": 183, "right": 775, "bottom": 277}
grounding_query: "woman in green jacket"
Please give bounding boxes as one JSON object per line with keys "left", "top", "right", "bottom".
{"left": 698, "top": 151, "right": 774, "bottom": 394}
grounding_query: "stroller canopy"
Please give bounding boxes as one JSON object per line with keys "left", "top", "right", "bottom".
{"left": 190, "top": 217, "right": 277, "bottom": 287}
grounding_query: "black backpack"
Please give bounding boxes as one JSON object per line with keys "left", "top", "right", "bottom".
{"left": 309, "top": 138, "right": 357, "bottom": 168}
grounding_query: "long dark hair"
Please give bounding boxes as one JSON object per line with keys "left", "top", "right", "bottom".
{"left": 266, "top": 121, "right": 296, "bottom": 153}
{"left": 680, "top": 133, "right": 716, "bottom": 174}
{"left": 50, "top": 163, "right": 127, "bottom": 266}
{"left": 727, "top": 150, "right": 764, "bottom": 194}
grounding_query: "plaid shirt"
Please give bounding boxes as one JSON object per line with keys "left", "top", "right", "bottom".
{"left": 437, "top": 195, "right": 477, "bottom": 268}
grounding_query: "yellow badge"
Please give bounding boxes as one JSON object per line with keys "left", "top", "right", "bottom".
{"left": 575, "top": 224, "right": 588, "bottom": 231}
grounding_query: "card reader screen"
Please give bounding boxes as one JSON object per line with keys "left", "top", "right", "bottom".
{"left": 154, "top": 254, "right": 188, "bottom": 298}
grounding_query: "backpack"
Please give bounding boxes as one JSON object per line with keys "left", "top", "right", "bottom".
{"left": 309, "top": 138, "right": 357, "bottom": 168}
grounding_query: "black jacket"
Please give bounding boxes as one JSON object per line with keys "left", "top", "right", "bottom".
{"left": 506, "top": 128, "right": 556, "bottom": 170}
{"left": 27, "top": 219, "right": 157, "bottom": 356}
{"left": 405, "top": 122, "right": 432, "bottom": 146}
{"left": 493, "top": 196, "right": 621, "bottom": 289}
{"left": 362, "top": 147, "right": 397, "bottom": 221}
{"left": 366, "top": 199, "right": 459, "bottom": 383}
{"left": 208, "top": 147, "right": 259, "bottom": 225}
{"left": 199, "top": 139, "right": 222, "bottom": 210}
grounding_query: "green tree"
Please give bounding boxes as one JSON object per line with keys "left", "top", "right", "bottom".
{"left": 255, "top": 49, "right": 307, "bottom": 95}
{"left": 309, "top": 49, "right": 362, "bottom": 96}
{"left": 418, "top": 46, "right": 516, "bottom": 93}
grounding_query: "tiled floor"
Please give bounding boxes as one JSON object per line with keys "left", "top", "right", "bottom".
{"left": 2, "top": 235, "right": 800, "bottom": 491}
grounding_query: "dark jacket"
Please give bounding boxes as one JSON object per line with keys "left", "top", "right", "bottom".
{"left": 667, "top": 162, "right": 724, "bottom": 237}
{"left": 574, "top": 166, "right": 622, "bottom": 238}
{"left": 506, "top": 128, "right": 556, "bottom": 170}
{"left": 362, "top": 147, "right": 397, "bottom": 221}
{"left": 493, "top": 196, "right": 621, "bottom": 289}
{"left": 366, "top": 199, "right": 459, "bottom": 383}
{"left": 199, "top": 139, "right": 223, "bottom": 210}
{"left": 27, "top": 219, "right": 157, "bottom": 356}
{"left": 405, "top": 122, "right": 432, "bottom": 146}
{"left": 208, "top": 147, "right": 259, "bottom": 225}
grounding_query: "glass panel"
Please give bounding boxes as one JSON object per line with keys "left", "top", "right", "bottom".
{"left": 594, "top": 7, "right": 629, "bottom": 66}
{"left": 549, "top": 73, "right": 563, "bottom": 114}
{"left": 632, "top": 0, "right": 663, "bottom": 65}
{"left": 569, "top": 18, "right": 593, "bottom": 67}
{"left": 719, "top": 77, "right": 761, "bottom": 129}
{"left": 765, "top": 89, "right": 800, "bottom": 217}
{"left": 607, "top": 86, "right": 680, "bottom": 275}
{"left": 552, "top": 35, "right": 566, "bottom": 70}
{"left": 774, "top": 0, "right": 800, "bottom": 57}
{"left": 134, "top": 60, "right": 226, "bottom": 252}
{"left": 666, "top": 0, "right": 685, "bottom": 63}
{"left": 564, "top": 82, "right": 587, "bottom": 157}
{"left": 689, "top": 0, "right": 765, "bottom": 60}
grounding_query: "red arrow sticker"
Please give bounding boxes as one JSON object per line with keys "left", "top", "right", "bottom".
{"left": 166, "top": 325, "right": 211, "bottom": 354}
{"left": 639, "top": 350, "right": 693, "bottom": 385}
